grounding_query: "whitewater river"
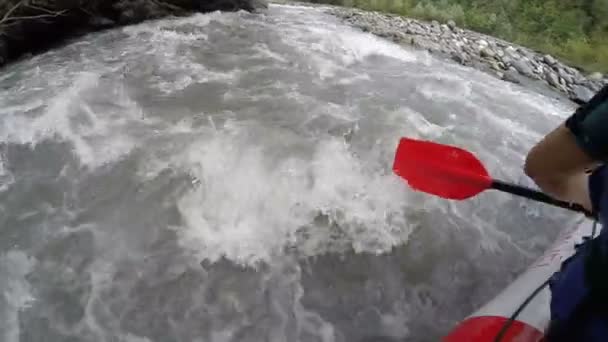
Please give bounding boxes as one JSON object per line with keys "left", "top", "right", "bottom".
{"left": 0, "top": 4, "right": 585, "bottom": 342}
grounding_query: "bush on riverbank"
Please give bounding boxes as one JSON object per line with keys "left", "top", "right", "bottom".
{"left": 306, "top": 0, "right": 608, "bottom": 72}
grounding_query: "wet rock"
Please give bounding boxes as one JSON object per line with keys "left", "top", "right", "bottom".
{"left": 570, "top": 68, "right": 583, "bottom": 81}
{"left": 503, "top": 68, "right": 521, "bottom": 84}
{"left": 477, "top": 39, "right": 489, "bottom": 51}
{"left": 447, "top": 20, "right": 457, "bottom": 31}
{"left": 512, "top": 59, "right": 534, "bottom": 77}
{"left": 543, "top": 54, "right": 557, "bottom": 66}
{"left": 462, "top": 45, "right": 476, "bottom": 57}
{"left": 500, "top": 49, "right": 519, "bottom": 66}
{"left": 588, "top": 80, "right": 603, "bottom": 92}
{"left": 504, "top": 46, "right": 519, "bottom": 59}
{"left": 563, "top": 66, "right": 579, "bottom": 76}
{"left": 451, "top": 51, "right": 468, "bottom": 65}
{"left": 546, "top": 71, "right": 560, "bottom": 88}
{"left": 574, "top": 74, "right": 587, "bottom": 85}
{"left": 558, "top": 67, "right": 573, "bottom": 85}
{"left": 572, "top": 85, "right": 595, "bottom": 103}
{"left": 518, "top": 47, "right": 536, "bottom": 60}
{"left": 376, "top": 30, "right": 391, "bottom": 38}
{"left": 389, "top": 31, "right": 402, "bottom": 42}
{"left": 500, "top": 55, "right": 513, "bottom": 68}
{"left": 480, "top": 47, "right": 496, "bottom": 59}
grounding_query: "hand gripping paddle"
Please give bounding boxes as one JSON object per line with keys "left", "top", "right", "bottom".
{"left": 392, "top": 137, "right": 593, "bottom": 217}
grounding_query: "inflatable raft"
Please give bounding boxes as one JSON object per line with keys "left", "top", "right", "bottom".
{"left": 444, "top": 222, "right": 596, "bottom": 342}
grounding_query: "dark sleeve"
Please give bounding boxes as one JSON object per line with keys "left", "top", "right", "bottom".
{"left": 566, "top": 85, "right": 608, "bottom": 160}
{"left": 589, "top": 165, "right": 607, "bottom": 214}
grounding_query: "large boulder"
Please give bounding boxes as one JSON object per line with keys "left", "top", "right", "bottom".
{"left": 447, "top": 20, "right": 456, "bottom": 31}
{"left": 502, "top": 68, "right": 521, "bottom": 84}
{"left": 557, "top": 67, "right": 573, "bottom": 85}
{"left": 545, "top": 71, "right": 560, "bottom": 88}
{"left": 543, "top": 54, "right": 557, "bottom": 66}
{"left": 451, "top": 51, "right": 469, "bottom": 65}
{"left": 480, "top": 47, "right": 495, "bottom": 59}
{"left": 512, "top": 58, "right": 535, "bottom": 77}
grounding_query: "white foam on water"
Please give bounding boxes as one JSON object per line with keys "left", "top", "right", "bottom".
{"left": 270, "top": 3, "right": 322, "bottom": 10}
{"left": 379, "top": 312, "right": 410, "bottom": 339}
{"left": 269, "top": 260, "right": 338, "bottom": 342}
{"left": 391, "top": 107, "right": 452, "bottom": 140}
{"left": 0, "top": 72, "right": 100, "bottom": 143}
{"left": 0, "top": 251, "right": 36, "bottom": 342}
{"left": 0, "top": 4, "right": 583, "bottom": 341}
{"left": 482, "top": 111, "right": 542, "bottom": 142}
{"left": 325, "top": 28, "right": 418, "bottom": 65}
{"left": 252, "top": 43, "right": 289, "bottom": 64}
{"left": 335, "top": 73, "right": 372, "bottom": 85}
{"left": 122, "top": 11, "right": 226, "bottom": 36}
{"left": 146, "top": 122, "right": 414, "bottom": 265}
{"left": 273, "top": 5, "right": 417, "bottom": 80}
{"left": 121, "top": 15, "right": 239, "bottom": 95}
{"left": 0, "top": 72, "right": 146, "bottom": 168}
{"left": 416, "top": 75, "right": 473, "bottom": 103}
{"left": 0, "top": 152, "right": 14, "bottom": 193}
{"left": 123, "top": 334, "right": 153, "bottom": 342}
{"left": 0, "top": 98, "right": 46, "bottom": 116}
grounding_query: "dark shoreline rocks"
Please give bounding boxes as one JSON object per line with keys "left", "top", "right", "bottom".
{"left": 0, "top": 0, "right": 267, "bottom": 69}
{"left": 326, "top": 6, "right": 607, "bottom": 104}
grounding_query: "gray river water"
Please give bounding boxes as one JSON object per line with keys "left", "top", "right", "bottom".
{"left": 0, "top": 4, "right": 584, "bottom": 342}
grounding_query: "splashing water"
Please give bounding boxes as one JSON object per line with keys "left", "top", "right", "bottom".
{"left": 0, "top": 4, "right": 582, "bottom": 342}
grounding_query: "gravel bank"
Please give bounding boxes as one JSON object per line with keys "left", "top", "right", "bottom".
{"left": 326, "top": 6, "right": 606, "bottom": 104}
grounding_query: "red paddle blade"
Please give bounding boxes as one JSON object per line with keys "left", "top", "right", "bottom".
{"left": 392, "top": 138, "right": 493, "bottom": 200}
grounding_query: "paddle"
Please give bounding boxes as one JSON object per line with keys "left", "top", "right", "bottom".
{"left": 392, "top": 137, "right": 593, "bottom": 217}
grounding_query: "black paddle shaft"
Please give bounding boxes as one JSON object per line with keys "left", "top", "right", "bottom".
{"left": 491, "top": 180, "right": 596, "bottom": 218}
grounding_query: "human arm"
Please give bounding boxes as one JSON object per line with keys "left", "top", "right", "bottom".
{"left": 524, "top": 124, "right": 597, "bottom": 211}
{"left": 524, "top": 85, "right": 608, "bottom": 212}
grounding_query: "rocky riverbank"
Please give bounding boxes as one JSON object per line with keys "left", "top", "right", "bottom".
{"left": 326, "top": 6, "right": 606, "bottom": 104}
{"left": 0, "top": 0, "right": 267, "bottom": 68}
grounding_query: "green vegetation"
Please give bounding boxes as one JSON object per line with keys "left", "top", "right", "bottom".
{"left": 305, "top": 0, "right": 608, "bottom": 72}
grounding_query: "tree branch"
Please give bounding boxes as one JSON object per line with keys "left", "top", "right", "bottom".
{"left": 1, "top": 0, "right": 26, "bottom": 24}
{"left": 25, "top": 3, "right": 61, "bottom": 15}
{"left": 78, "top": 6, "right": 95, "bottom": 17}
{"left": 1, "top": 0, "right": 70, "bottom": 29}
{"left": 0, "top": 10, "right": 67, "bottom": 24}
